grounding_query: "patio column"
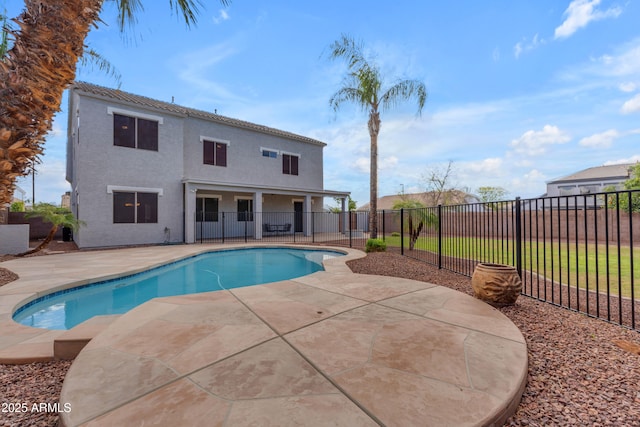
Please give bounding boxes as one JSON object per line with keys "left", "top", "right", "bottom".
{"left": 304, "top": 195, "right": 312, "bottom": 237}
{"left": 184, "top": 183, "right": 197, "bottom": 243}
{"left": 341, "top": 197, "right": 348, "bottom": 234}
{"left": 254, "top": 191, "right": 263, "bottom": 240}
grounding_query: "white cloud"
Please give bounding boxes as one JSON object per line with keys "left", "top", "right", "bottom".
{"left": 379, "top": 155, "right": 399, "bottom": 170}
{"left": 619, "top": 82, "right": 637, "bottom": 93}
{"left": 579, "top": 129, "right": 619, "bottom": 148}
{"left": 621, "top": 93, "right": 640, "bottom": 114}
{"left": 353, "top": 157, "right": 369, "bottom": 174}
{"left": 466, "top": 158, "right": 503, "bottom": 174}
{"left": 510, "top": 125, "right": 571, "bottom": 156}
{"left": 604, "top": 155, "right": 640, "bottom": 165}
{"left": 212, "top": 9, "right": 230, "bottom": 24}
{"left": 352, "top": 155, "right": 398, "bottom": 173}
{"left": 492, "top": 47, "right": 500, "bottom": 62}
{"left": 555, "top": 0, "right": 622, "bottom": 39}
{"left": 514, "top": 34, "right": 543, "bottom": 59}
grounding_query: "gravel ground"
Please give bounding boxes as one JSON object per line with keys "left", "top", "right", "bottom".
{"left": 1, "top": 249, "right": 639, "bottom": 426}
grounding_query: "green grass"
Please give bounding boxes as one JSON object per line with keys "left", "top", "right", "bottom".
{"left": 383, "top": 235, "right": 639, "bottom": 298}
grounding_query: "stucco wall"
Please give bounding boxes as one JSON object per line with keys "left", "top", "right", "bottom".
{"left": 183, "top": 116, "right": 324, "bottom": 191}
{"left": 69, "top": 94, "right": 185, "bottom": 248}
{"left": 0, "top": 224, "right": 29, "bottom": 255}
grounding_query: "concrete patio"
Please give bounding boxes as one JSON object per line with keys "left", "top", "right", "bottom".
{"left": 0, "top": 244, "right": 527, "bottom": 426}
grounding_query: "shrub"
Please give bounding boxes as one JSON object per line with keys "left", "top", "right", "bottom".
{"left": 391, "top": 232, "right": 400, "bottom": 237}
{"left": 365, "top": 238, "right": 387, "bottom": 253}
{"left": 10, "top": 201, "right": 25, "bottom": 212}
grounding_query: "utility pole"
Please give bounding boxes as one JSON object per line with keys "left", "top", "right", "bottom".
{"left": 31, "top": 163, "right": 35, "bottom": 207}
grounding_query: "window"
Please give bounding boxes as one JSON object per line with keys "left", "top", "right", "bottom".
{"left": 237, "top": 199, "right": 253, "bottom": 222}
{"left": 196, "top": 197, "right": 219, "bottom": 222}
{"left": 113, "top": 113, "right": 158, "bottom": 151}
{"left": 262, "top": 149, "right": 278, "bottom": 158}
{"left": 203, "top": 140, "right": 227, "bottom": 166}
{"left": 113, "top": 191, "right": 158, "bottom": 223}
{"left": 283, "top": 154, "right": 299, "bottom": 175}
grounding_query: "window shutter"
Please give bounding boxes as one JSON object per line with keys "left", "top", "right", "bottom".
{"left": 203, "top": 141, "right": 215, "bottom": 165}
{"left": 283, "top": 154, "right": 290, "bottom": 174}
{"left": 216, "top": 142, "right": 227, "bottom": 167}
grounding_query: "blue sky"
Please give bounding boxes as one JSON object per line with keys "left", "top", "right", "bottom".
{"left": 6, "top": 0, "right": 640, "bottom": 207}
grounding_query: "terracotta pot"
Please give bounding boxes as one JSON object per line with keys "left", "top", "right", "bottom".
{"left": 471, "top": 263, "right": 522, "bottom": 307}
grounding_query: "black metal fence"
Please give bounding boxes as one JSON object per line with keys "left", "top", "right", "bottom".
{"left": 196, "top": 211, "right": 370, "bottom": 247}
{"left": 197, "top": 190, "right": 639, "bottom": 331}
{"left": 392, "top": 190, "right": 639, "bottom": 331}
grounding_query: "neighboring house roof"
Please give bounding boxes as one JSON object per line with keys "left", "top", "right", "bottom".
{"left": 71, "top": 81, "right": 327, "bottom": 147}
{"left": 548, "top": 163, "right": 636, "bottom": 185}
{"left": 358, "top": 191, "right": 477, "bottom": 210}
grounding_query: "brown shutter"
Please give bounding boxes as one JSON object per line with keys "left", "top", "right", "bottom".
{"left": 216, "top": 142, "right": 227, "bottom": 166}
{"left": 203, "top": 141, "right": 214, "bottom": 165}
{"left": 283, "top": 154, "right": 290, "bottom": 174}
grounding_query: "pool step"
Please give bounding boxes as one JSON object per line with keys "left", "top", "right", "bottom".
{"left": 53, "top": 315, "right": 119, "bottom": 360}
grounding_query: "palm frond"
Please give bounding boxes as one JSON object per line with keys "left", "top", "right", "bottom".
{"left": 114, "top": 0, "right": 144, "bottom": 32}
{"left": 78, "top": 48, "right": 122, "bottom": 86}
{"left": 115, "top": 0, "right": 226, "bottom": 31}
{"left": 168, "top": 0, "right": 203, "bottom": 28}
{"left": 1, "top": 10, "right": 11, "bottom": 59}
{"left": 327, "top": 33, "right": 367, "bottom": 71}
{"left": 380, "top": 79, "right": 427, "bottom": 115}
{"left": 329, "top": 86, "right": 364, "bottom": 113}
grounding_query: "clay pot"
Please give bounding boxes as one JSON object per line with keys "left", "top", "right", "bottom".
{"left": 471, "top": 263, "right": 522, "bottom": 307}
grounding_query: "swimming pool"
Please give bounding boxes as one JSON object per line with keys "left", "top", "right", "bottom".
{"left": 13, "top": 247, "right": 343, "bottom": 330}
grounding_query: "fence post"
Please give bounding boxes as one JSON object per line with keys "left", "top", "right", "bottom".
{"left": 382, "top": 210, "right": 386, "bottom": 241}
{"left": 349, "top": 211, "right": 353, "bottom": 248}
{"left": 400, "top": 209, "right": 404, "bottom": 256}
{"left": 515, "top": 197, "right": 522, "bottom": 278}
{"left": 438, "top": 205, "right": 442, "bottom": 269}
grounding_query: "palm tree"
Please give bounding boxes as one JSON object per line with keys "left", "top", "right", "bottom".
{"left": 326, "top": 34, "right": 427, "bottom": 238}
{"left": 0, "top": 0, "right": 228, "bottom": 207}
{"left": 17, "top": 203, "right": 84, "bottom": 256}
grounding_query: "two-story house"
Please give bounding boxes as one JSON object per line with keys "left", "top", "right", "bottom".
{"left": 542, "top": 163, "right": 636, "bottom": 209}
{"left": 546, "top": 163, "right": 635, "bottom": 196}
{"left": 66, "top": 82, "right": 349, "bottom": 248}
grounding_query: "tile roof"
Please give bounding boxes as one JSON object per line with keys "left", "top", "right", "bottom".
{"left": 71, "top": 81, "right": 327, "bottom": 147}
{"left": 549, "top": 163, "right": 636, "bottom": 184}
{"left": 358, "top": 190, "right": 476, "bottom": 210}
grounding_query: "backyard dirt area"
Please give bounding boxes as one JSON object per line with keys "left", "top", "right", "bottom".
{"left": 0, "top": 248, "right": 639, "bottom": 426}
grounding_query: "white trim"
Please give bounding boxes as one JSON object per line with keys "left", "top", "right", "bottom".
{"left": 107, "top": 185, "right": 164, "bottom": 196}
{"left": 200, "top": 136, "right": 231, "bottom": 145}
{"left": 260, "top": 147, "right": 279, "bottom": 157}
{"left": 196, "top": 194, "right": 222, "bottom": 200}
{"left": 107, "top": 107, "right": 164, "bottom": 124}
{"left": 280, "top": 150, "right": 301, "bottom": 158}
{"left": 291, "top": 198, "right": 304, "bottom": 203}
{"left": 234, "top": 195, "right": 254, "bottom": 201}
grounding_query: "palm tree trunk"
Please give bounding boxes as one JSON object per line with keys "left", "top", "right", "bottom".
{"left": 16, "top": 224, "right": 58, "bottom": 257}
{"left": 368, "top": 111, "right": 381, "bottom": 239}
{"left": 0, "top": 0, "right": 103, "bottom": 206}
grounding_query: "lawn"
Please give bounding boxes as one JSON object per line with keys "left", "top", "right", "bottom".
{"left": 382, "top": 235, "right": 639, "bottom": 298}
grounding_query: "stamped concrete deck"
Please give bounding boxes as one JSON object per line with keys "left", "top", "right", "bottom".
{"left": 0, "top": 244, "right": 527, "bottom": 426}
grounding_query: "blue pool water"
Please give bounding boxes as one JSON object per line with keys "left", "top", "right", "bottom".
{"left": 13, "top": 247, "right": 343, "bottom": 330}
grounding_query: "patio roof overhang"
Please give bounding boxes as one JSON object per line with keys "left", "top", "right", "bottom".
{"left": 182, "top": 179, "right": 350, "bottom": 199}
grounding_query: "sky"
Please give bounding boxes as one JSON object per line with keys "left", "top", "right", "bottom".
{"left": 5, "top": 0, "right": 640, "bottom": 208}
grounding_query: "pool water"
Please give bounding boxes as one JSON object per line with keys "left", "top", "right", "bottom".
{"left": 13, "top": 247, "right": 342, "bottom": 330}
